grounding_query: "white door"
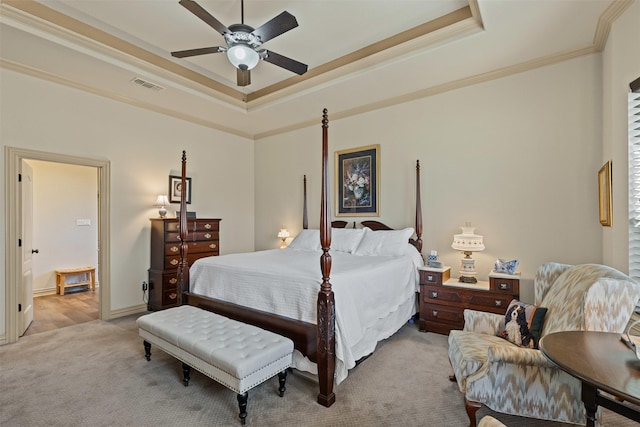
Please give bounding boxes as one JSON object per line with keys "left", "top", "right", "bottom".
{"left": 19, "top": 161, "right": 34, "bottom": 336}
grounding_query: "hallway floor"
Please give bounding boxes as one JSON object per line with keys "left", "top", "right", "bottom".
{"left": 23, "top": 287, "right": 98, "bottom": 336}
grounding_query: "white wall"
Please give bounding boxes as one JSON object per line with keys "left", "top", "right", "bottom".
{"left": 28, "top": 160, "right": 98, "bottom": 293}
{"left": 602, "top": 0, "right": 640, "bottom": 273}
{"left": 1, "top": 69, "right": 255, "bottom": 337}
{"left": 256, "top": 55, "right": 604, "bottom": 304}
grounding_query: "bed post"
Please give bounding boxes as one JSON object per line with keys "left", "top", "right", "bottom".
{"left": 415, "top": 160, "right": 423, "bottom": 253}
{"left": 317, "top": 108, "right": 336, "bottom": 407}
{"left": 303, "top": 175, "right": 308, "bottom": 230}
{"left": 177, "top": 150, "right": 189, "bottom": 305}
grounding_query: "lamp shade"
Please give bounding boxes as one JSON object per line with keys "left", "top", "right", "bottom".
{"left": 451, "top": 223, "right": 485, "bottom": 252}
{"left": 227, "top": 44, "right": 260, "bottom": 71}
{"left": 154, "top": 195, "right": 170, "bottom": 207}
{"left": 277, "top": 228, "right": 290, "bottom": 239}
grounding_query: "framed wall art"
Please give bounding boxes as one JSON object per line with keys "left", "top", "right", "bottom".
{"left": 598, "top": 160, "right": 612, "bottom": 226}
{"left": 335, "top": 144, "right": 380, "bottom": 217}
{"left": 169, "top": 175, "right": 192, "bottom": 204}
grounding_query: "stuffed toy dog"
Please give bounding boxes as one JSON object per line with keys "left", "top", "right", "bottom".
{"left": 500, "top": 304, "right": 535, "bottom": 348}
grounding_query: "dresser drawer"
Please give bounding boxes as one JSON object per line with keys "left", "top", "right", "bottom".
{"left": 490, "top": 277, "right": 519, "bottom": 294}
{"left": 422, "top": 285, "right": 463, "bottom": 305}
{"left": 164, "top": 241, "right": 219, "bottom": 256}
{"left": 163, "top": 252, "right": 217, "bottom": 270}
{"left": 167, "top": 220, "right": 220, "bottom": 233}
{"left": 162, "top": 288, "right": 179, "bottom": 306}
{"left": 165, "top": 231, "right": 219, "bottom": 243}
{"left": 423, "top": 303, "right": 464, "bottom": 328}
{"left": 419, "top": 268, "right": 450, "bottom": 285}
{"left": 468, "top": 293, "right": 513, "bottom": 313}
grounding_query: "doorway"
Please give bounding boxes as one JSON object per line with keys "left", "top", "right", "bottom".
{"left": 23, "top": 159, "right": 99, "bottom": 336}
{"left": 4, "top": 146, "right": 111, "bottom": 344}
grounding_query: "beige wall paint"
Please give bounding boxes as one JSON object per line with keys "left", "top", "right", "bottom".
{"left": 602, "top": 0, "right": 640, "bottom": 273}
{"left": 28, "top": 160, "right": 98, "bottom": 293}
{"left": 256, "top": 54, "right": 603, "bottom": 304}
{"left": 1, "top": 69, "right": 254, "bottom": 338}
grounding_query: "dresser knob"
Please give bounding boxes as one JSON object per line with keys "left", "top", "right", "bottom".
{"left": 170, "top": 246, "right": 179, "bottom": 252}
{"left": 204, "top": 223, "right": 212, "bottom": 229}
{"left": 169, "top": 292, "right": 177, "bottom": 300}
{"left": 209, "top": 243, "right": 217, "bottom": 249}
{"left": 427, "top": 275, "right": 434, "bottom": 281}
{"left": 204, "top": 233, "right": 212, "bottom": 239}
{"left": 170, "top": 259, "right": 178, "bottom": 266}
{"left": 432, "top": 310, "right": 438, "bottom": 317}
{"left": 495, "top": 300, "right": 502, "bottom": 307}
{"left": 431, "top": 291, "right": 438, "bottom": 298}
{"left": 169, "top": 278, "right": 177, "bottom": 285}
{"left": 499, "top": 283, "right": 508, "bottom": 290}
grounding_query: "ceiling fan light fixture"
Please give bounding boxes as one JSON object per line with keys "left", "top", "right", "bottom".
{"left": 227, "top": 44, "right": 260, "bottom": 71}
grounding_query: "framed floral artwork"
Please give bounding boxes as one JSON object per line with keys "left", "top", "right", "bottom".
{"left": 598, "top": 160, "right": 612, "bottom": 226}
{"left": 169, "top": 175, "right": 192, "bottom": 204}
{"left": 335, "top": 144, "right": 380, "bottom": 216}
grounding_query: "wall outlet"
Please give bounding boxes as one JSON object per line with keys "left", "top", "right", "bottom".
{"left": 142, "top": 281, "right": 148, "bottom": 291}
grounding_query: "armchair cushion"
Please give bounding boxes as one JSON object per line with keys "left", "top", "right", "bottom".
{"left": 496, "top": 299, "right": 547, "bottom": 349}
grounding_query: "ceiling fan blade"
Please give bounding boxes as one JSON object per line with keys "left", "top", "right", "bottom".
{"left": 178, "top": 0, "right": 229, "bottom": 35}
{"left": 262, "top": 50, "right": 308, "bottom": 75}
{"left": 171, "top": 46, "right": 225, "bottom": 58}
{"left": 252, "top": 11, "right": 298, "bottom": 43}
{"left": 237, "top": 69, "right": 251, "bottom": 87}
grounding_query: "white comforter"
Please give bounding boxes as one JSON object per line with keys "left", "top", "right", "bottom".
{"left": 189, "top": 246, "right": 423, "bottom": 384}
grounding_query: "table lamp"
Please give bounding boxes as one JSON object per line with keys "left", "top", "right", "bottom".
{"left": 277, "top": 226, "right": 290, "bottom": 248}
{"left": 451, "top": 222, "right": 485, "bottom": 283}
{"left": 154, "top": 195, "right": 170, "bottom": 218}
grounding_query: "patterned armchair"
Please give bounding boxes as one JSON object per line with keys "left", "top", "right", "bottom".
{"left": 448, "top": 262, "right": 640, "bottom": 426}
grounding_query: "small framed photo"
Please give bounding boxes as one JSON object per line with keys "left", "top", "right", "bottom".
{"left": 598, "top": 161, "right": 612, "bottom": 226}
{"left": 169, "top": 175, "right": 192, "bottom": 204}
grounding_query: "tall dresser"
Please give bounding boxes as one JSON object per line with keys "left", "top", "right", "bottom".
{"left": 148, "top": 218, "right": 221, "bottom": 311}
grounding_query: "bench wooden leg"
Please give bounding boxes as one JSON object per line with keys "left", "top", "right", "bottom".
{"left": 182, "top": 363, "right": 191, "bottom": 387}
{"left": 278, "top": 370, "right": 287, "bottom": 397}
{"left": 237, "top": 392, "right": 248, "bottom": 426}
{"left": 143, "top": 340, "right": 151, "bottom": 361}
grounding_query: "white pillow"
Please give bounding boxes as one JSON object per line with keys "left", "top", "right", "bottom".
{"left": 331, "top": 228, "right": 366, "bottom": 253}
{"left": 287, "top": 229, "right": 321, "bottom": 251}
{"left": 353, "top": 227, "right": 414, "bottom": 256}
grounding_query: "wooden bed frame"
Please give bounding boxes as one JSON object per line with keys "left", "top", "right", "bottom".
{"left": 175, "top": 109, "right": 422, "bottom": 407}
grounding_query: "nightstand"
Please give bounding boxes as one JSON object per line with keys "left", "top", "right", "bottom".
{"left": 418, "top": 266, "right": 520, "bottom": 334}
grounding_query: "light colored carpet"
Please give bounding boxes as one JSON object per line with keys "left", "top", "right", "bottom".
{"left": 0, "top": 314, "right": 634, "bottom": 427}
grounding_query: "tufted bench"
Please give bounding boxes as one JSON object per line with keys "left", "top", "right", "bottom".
{"left": 137, "top": 305, "right": 294, "bottom": 425}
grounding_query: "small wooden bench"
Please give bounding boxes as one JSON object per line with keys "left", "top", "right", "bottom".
{"left": 137, "top": 305, "right": 294, "bottom": 425}
{"left": 55, "top": 267, "right": 96, "bottom": 295}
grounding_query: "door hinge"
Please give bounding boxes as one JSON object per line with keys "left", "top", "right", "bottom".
{"left": 18, "top": 238, "right": 22, "bottom": 247}
{"left": 18, "top": 303, "right": 22, "bottom": 312}
{"left": 18, "top": 173, "right": 22, "bottom": 182}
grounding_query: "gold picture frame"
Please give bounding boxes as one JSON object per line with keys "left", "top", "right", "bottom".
{"left": 598, "top": 160, "right": 612, "bottom": 226}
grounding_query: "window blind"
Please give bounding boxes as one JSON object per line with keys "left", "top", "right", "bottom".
{"left": 628, "top": 81, "right": 640, "bottom": 287}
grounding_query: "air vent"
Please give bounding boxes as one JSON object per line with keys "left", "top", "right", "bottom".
{"left": 130, "top": 77, "right": 164, "bottom": 91}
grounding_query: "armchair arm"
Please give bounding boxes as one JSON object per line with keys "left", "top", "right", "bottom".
{"left": 487, "top": 344, "right": 555, "bottom": 368}
{"left": 463, "top": 309, "right": 503, "bottom": 334}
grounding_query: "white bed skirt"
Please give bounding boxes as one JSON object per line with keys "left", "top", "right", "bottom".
{"left": 292, "top": 292, "right": 417, "bottom": 385}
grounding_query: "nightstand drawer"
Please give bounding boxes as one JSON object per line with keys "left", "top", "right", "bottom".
{"left": 490, "top": 277, "right": 519, "bottom": 294}
{"left": 420, "top": 270, "right": 445, "bottom": 285}
{"left": 423, "top": 303, "right": 464, "bottom": 328}
{"left": 422, "top": 285, "right": 463, "bottom": 305}
{"left": 468, "top": 293, "right": 513, "bottom": 312}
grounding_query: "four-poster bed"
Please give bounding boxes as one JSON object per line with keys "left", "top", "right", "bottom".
{"left": 175, "top": 109, "right": 423, "bottom": 406}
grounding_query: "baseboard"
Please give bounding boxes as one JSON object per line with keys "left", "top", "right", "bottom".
{"left": 0, "top": 333, "right": 7, "bottom": 346}
{"left": 33, "top": 287, "right": 57, "bottom": 296}
{"left": 109, "top": 304, "right": 147, "bottom": 319}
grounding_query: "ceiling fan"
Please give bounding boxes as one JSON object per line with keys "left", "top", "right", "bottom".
{"left": 171, "top": 0, "right": 308, "bottom": 87}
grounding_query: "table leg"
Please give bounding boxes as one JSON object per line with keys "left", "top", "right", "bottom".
{"left": 581, "top": 381, "right": 598, "bottom": 427}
